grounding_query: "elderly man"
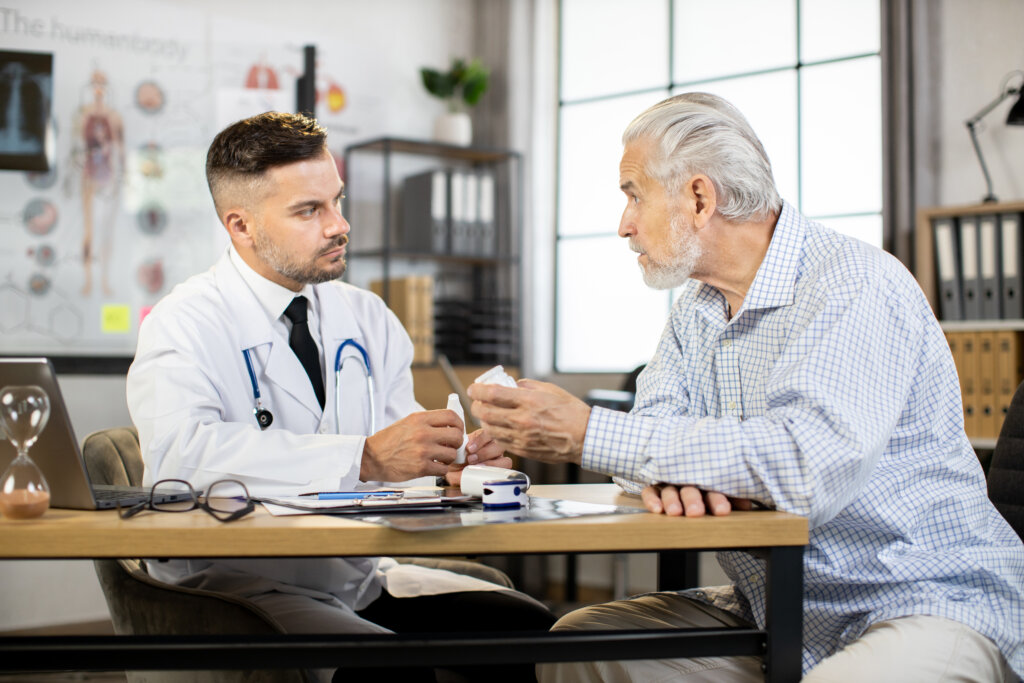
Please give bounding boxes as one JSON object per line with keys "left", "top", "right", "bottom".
{"left": 468, "top": 93, "right": 1024, "bottom": 681}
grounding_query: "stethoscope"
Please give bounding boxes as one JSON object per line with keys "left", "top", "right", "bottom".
{"left": 242, "top": 339, "right": 375, "bottom": 433}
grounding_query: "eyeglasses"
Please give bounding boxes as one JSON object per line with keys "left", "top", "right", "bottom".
{"left": 117, "top": 478, "right": 255, "bottom": 523}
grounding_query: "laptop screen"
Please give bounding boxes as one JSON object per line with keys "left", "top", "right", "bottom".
{"left": 0, "top": 358, "right": 104, "bottom": 509}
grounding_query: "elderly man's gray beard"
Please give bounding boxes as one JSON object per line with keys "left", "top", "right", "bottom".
{"left": 631, "top": 213, "right": 703, "bottom": 290}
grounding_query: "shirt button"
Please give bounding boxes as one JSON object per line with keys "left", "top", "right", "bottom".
{"left": 318, "top": 425, "right": 327, "bottom": 434}
{"left": 722, "top": 339, "right": 732, "bottom": 347}
{"left": 728, "top": 401, "right": 737, "bottom": 410}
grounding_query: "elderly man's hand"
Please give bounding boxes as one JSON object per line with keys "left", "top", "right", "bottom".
{"left": 468, "top": 379, "right": 590, "bottom": 465}
{"left": 641, "top": 484, "right": 753, "bottom": 517}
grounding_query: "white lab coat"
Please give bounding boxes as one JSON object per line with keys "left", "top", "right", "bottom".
{"left": 127, "top": 249, "right": 493, "bottom": 611}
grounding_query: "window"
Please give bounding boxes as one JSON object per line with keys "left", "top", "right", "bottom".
{"left": 555, "top": 0, "right": 881, "bottom": 372}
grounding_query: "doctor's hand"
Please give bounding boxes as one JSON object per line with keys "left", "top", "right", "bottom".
{"left": 443, "top": 429, "right": 514, "bottom": 487}
{"left": 360, "top": 410, "right": 464, "bottom": 482}
{"left": 468, "top": 379, "right": 590, "bottom": 466}
{"left": 641, "top": 484, "right": 753, "bottom": 517}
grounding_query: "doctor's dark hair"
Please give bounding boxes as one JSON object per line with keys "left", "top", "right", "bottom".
{"left": 622, "top": 93, "right": 781, "bottom": 223}
{"left": 205, "top": 111, "right": 328, "bottom": 213}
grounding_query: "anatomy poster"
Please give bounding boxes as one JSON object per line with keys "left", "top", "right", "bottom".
{"left": 0, "top": 0, "right": 366, "bottom": 358}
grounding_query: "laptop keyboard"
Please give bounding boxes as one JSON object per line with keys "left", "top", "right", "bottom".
{"left": 92, "top": 486, "right": 154, "bottom": 501}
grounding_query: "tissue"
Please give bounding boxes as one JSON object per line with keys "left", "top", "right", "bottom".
{"left": 474, "top": 365, "right": 518, "bottom": 388}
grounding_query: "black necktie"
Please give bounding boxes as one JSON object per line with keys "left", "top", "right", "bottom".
{"left": 283, "top": 296, "right": 326, "bottom": 409}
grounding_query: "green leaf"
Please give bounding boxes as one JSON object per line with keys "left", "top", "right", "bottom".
{"left": 420, "top": 68, "right": 455, "bottom": 99}
{"left": 462, "top": 71, "right": 489, "bottom": 105}
{"left": 450, "top": 58, "right": 467, "bottom": 83}
{"left": 421, "top": 58, "right": 488, "bottom": 106}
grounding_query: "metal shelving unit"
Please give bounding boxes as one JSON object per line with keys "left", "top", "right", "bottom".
{"left": 342, "top": 137, "right": 522, "bottom": 367}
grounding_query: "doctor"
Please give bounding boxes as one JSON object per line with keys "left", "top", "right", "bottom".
{"left": 127, "top": 111, "right": 553, "bottom": 682}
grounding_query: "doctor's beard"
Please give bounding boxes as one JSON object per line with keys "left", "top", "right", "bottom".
{"left": 251, "top": 229, "right": 348, "bottom": 285}
{"left": 631, "top": 212, "right": 703, "bottom": 290}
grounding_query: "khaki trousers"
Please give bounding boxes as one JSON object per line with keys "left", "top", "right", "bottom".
{"left": 537, "top": 592, "right": 1014, "bottom": 683}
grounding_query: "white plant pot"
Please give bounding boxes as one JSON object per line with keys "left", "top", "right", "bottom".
{"left": 433, "top": 111, "right": 472, "bottom": 146}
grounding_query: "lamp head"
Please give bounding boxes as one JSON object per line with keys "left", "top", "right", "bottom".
{"left": 966, "top": 72, "right": 1024, "bottom": 203}
{"left": 1007, "top": 88, "right": 1024, "bottom": 125}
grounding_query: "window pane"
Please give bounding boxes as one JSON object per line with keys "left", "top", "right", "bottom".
{"left": 673, "top": 0, "right": 795, "bottom": 83}
{"left": 559, "top": 92, "right": 668, "bottom": 238}
{"left": 557, "top": 236, "right": 669, "bottom": 372}
{"left": 800, "top": 56, "right": 881, "bottom": 217}
{"left": 812, "top": 213, "right": 882, "bottom": 248}
{"left": 800, "top": 0, "right": 880, "bottom": 63}
{"left": 673, "top": 71, "right": 799, "bottom": 207}
{"left": 561, "top": 0, "right": 669, "bottom": 102}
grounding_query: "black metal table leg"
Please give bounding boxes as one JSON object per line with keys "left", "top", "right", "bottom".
{"left": 762, "top": 545, "right": 804, "bottom": 683}
{"left": 657, "top": 550, "right": 700, "bottom": 590}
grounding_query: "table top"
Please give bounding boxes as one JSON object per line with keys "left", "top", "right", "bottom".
{"left": 0, "top": 484, "right": 808, "bottom": 559}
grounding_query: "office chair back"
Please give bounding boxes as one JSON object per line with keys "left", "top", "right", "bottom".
{"left": 990, "top": 381, "right": 1024, "bottom": 541}
{"left": 82, "top": 426, "right": 304, "bottom": 683}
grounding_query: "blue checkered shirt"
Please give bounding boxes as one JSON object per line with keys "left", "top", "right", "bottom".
{"left": 583, "top": 201, "right": 1024, "bottom": 676}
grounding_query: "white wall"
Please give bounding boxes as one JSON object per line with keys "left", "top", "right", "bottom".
{"left": 937, "top": 0, "right": 1024, "bottom": 205}
{"left": 174, "top": 0, "right": 475, "bottom": 142}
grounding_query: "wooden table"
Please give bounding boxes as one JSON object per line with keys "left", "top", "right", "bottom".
{"left": 0, "top": 484, "right": 808, "bottom": 681}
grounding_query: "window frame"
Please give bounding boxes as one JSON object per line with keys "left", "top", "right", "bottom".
{"left": 553, "top": 0, "right": 885, "bottom": 374}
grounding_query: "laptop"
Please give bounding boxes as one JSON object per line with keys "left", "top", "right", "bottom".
{"left": 0, "top": 358, "right": 193, "bottom": 510}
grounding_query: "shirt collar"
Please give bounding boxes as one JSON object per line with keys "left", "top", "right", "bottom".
{"left": 228, "top": 246, "right": 316, "bottom": 323}
{"left": 691, "top": 200, "right": 804, "bottom": 325}
{"left": 736, "top": 200, "right": 805, "bottom": 313}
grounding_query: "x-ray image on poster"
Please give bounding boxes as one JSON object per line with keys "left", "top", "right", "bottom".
{"left": 0, "top": 49, "right": 53, "bottom": 172}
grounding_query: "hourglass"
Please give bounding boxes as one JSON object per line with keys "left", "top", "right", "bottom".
{"left": 0, "top": 385, "right": 52, "bottom": 519}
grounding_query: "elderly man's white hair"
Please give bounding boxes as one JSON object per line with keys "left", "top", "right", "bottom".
{"left": 623, "top": 93, "right": 782, "bottom": 223}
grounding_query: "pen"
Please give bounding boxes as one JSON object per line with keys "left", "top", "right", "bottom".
{"left": 312, "top": 491, "right": 403, "bottom": 500}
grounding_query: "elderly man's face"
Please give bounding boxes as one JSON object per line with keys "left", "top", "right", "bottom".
{"left": 617, "top": 139, "right": 703, "bottom": 289}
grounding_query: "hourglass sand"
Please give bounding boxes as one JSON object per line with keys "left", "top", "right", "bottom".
{"left": 0, "top": 385, "right": 52, "bottom": 519}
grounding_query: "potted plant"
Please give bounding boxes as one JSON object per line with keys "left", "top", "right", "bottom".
{"left": 420, "top": 58, "right": 489, "bottom": 146}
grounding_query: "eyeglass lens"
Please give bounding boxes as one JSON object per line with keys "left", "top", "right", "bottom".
{"left": 150, "top": 479, "right": 199, "bottom": 512}
{"left": 203, "top": 479, "right": 253, "bottom": 521}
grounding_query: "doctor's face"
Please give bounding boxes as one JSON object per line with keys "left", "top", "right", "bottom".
{"left": 618, "top": 138, "right": 703, "bottom": 290}
{"left": 246, "top": 149, "right": 350, "bottom": 291}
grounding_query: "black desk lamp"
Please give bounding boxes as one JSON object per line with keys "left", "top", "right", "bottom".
{"left": 965, "top": 71, "right": 1024, "bottom": 203}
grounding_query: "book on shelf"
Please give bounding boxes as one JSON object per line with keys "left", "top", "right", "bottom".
{"left": 960, "top": 215, "right": 984, "bottom": 320}
{"left": 433, "top": 297, "right": 518, "bottom": 365}
{"left": 934, "top": 216, "right": 964, "bottom": 321}
{"left": 946, "top": 330, "right": 1024, "bottom": 441}
{"left": 978, "top": 214, "right": 1002, "bottom": 320}
{"left": 976, "top": 332, "right": 999, "bottom": 438}
{"left": 996, "top": 330, "right": 1024, "bottom": 434}
{"left": 401, "top": 167, "right": 500, "bottom": 258}
{"left": 1001, "top": 212, "right": 1023, "bottom": 319}
{"left": 370, "top": 275, "right": 435, "bottom": 365}
{"left": 929, "top": 207, "right": 1024, "bottom": 322}
{"left": 401, "top": 170, "right": 450, "bottom": 254}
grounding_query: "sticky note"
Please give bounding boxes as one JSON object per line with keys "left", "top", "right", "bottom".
{"left": 101, "top": 304, "right": 131, "bottom": 333}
